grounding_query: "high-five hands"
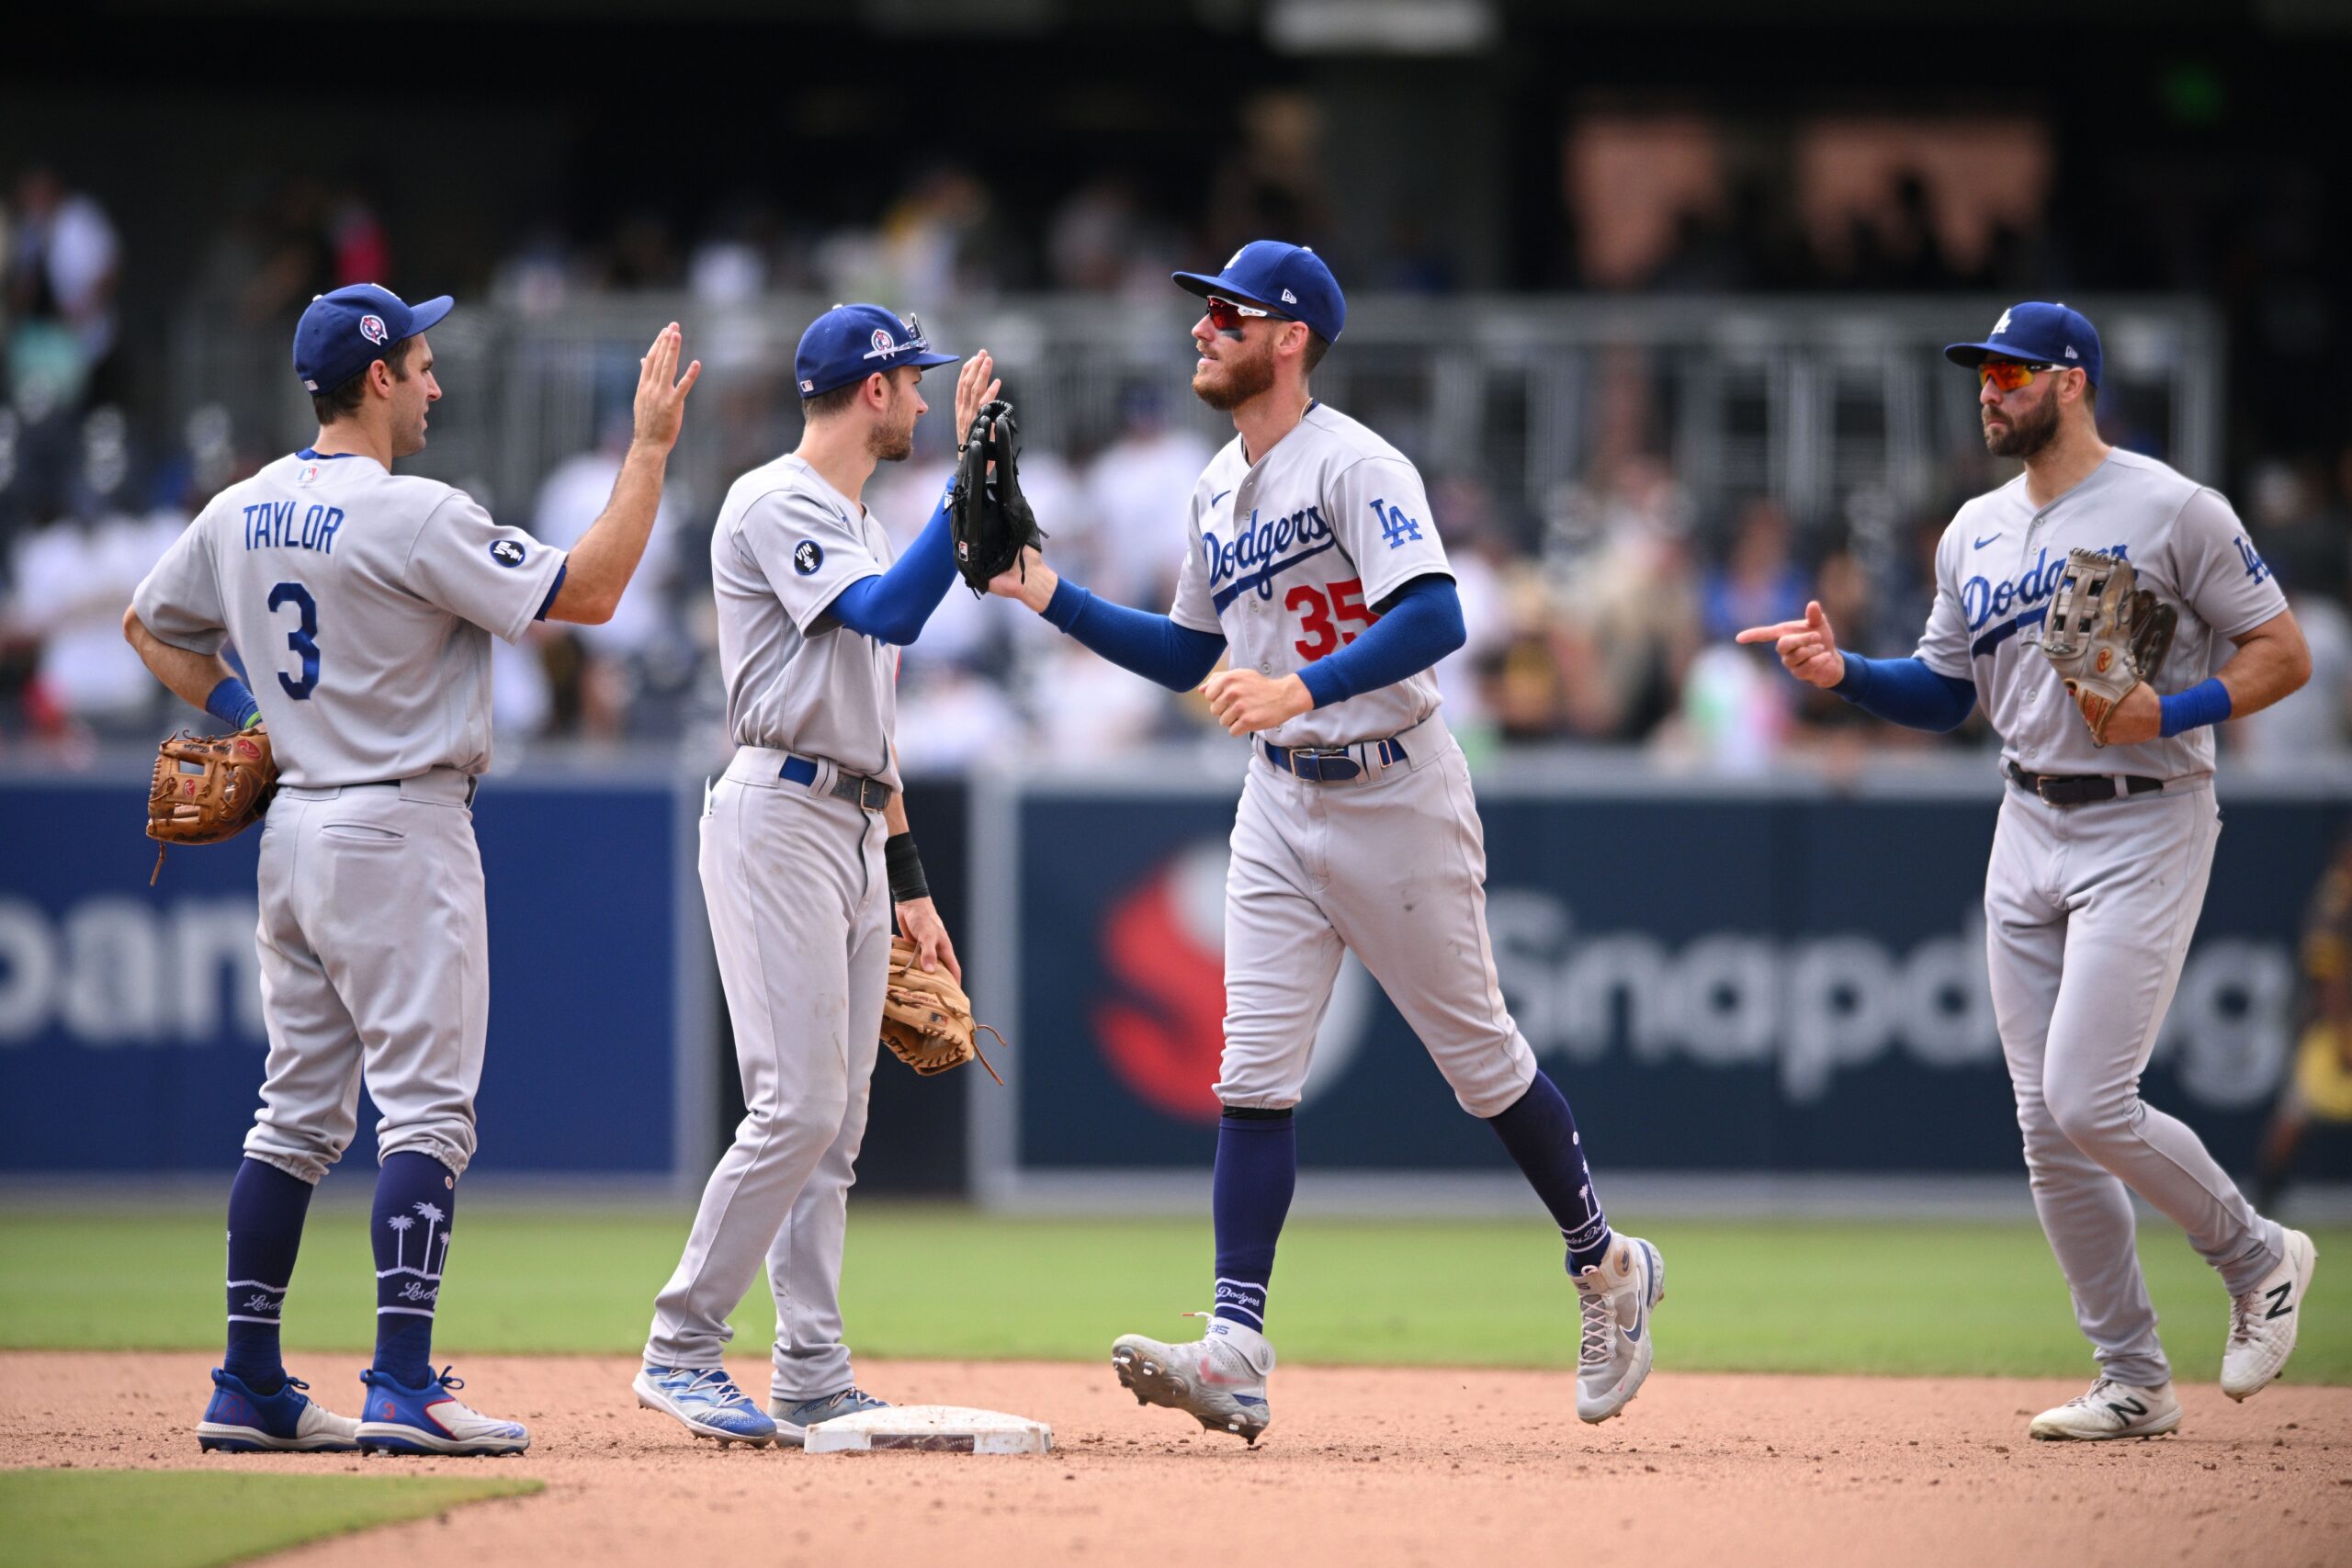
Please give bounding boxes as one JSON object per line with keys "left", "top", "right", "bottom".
{"left": 1735, "top": 600, "right": 1847, "bottom": 689}
{"left": 633, "top": 323, "right": 701, "bottom": 452}
{"left": 955, "top": 350, "right": 1001, "bottom": 446}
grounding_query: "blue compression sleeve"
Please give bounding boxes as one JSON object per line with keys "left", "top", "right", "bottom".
{"left": 1042, "top": 577, "right": 1227, "bottom": 691}
{"left": 204, "top": 676, "right": 261, "bottom": 730}
{"left": 824, "top": 493, "right": 959, "bottom": 646}
{"left": 1831, "top": 654, "right": 1978, "bottom": 733}
{"left": 1295, "top": 575, "right": 1465, "bottom": 708}
{"left": 2159, "top": 677, "right": 2233, "bottom": 737}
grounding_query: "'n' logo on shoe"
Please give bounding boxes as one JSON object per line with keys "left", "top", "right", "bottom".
{"left": 2106, "top": 1396, "right": 2147, "bottom": 1418}
{"left": 2264, "top": 1281, "right": 2295, "bottom": 1321}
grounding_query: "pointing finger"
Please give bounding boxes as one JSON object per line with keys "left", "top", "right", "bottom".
{"left": 1736, "top": 621, "right": 1808, "bottom": 644}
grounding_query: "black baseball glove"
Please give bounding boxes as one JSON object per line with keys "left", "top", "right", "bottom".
{"left": 949, "top": 399, "right": 1046, "bottom": 594}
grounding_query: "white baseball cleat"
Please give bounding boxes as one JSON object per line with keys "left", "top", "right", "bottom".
{"left": 1573, "top": 1234, "right": 1665, "bottom": 1424}
{"left": 2222, "top": 1227, "right": 2318, "bottom": 1401}
{"left": 1111, "top": 1317, "right": 1274, "bottom": 1445}
{"left": 2028, "top": 1378, "right": 2182, "bottom": 1440}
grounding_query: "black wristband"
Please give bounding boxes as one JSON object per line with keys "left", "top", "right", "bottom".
{"left": 885, "top": 831, "right": 929, "bottom": 904}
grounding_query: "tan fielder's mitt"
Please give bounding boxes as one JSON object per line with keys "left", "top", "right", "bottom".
{"left": 2041, "top": 547, "right": 2177, "bottom": 746}
{"left": 147, "top": 725, "right": 277, "bottom": 883}
{"left": 881, "top": 936, "right": 1004, "bottom": 1083}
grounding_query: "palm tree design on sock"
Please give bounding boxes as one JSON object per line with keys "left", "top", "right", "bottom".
{"left": 385, "top": 1212, "right": 414, "bottom": 1273}
{"left": 413, "top": 1203, "right": 447, "bottom": 1280}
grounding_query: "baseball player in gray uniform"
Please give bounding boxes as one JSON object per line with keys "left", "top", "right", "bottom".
{"left": 128, "top": 285, "right": 698, "bottom": 1454}
{"left": 1740, "top": 301, "right": 2320, "bottom": 1441}
{"left": 632, "top": 306, "right": 1000, "bottom": 1449}
{"left": 989, "top": 243, "right": 1663, "bottom": 1442}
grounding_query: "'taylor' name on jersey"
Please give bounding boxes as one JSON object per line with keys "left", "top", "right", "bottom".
{"left": 1962, "top": 541, "right": 2127, "bottom": 656}
{"left": 242, "top": 500, "right": 345, "bottom": 555}
{"left": 1205, "top": 502, "right": 1338, "bottom": 612}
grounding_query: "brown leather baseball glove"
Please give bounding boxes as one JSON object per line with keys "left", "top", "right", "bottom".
{"left": 2041, "top": 547, "right": 2178, "bottom": 746}
{"left": 880, "top": 936, "right": 1004, "bottom": 1083}
{"left": 147, "top": 724, "right": 277, "bottom": 883}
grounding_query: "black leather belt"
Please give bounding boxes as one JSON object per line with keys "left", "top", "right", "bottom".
{"left": 780, "top": 752, "right": 891, "bottom": 812}
{"left": 2007, "top": 762, "right": 2162, "bottom": 807}
{"left": 1261, "top": 735, "right": 1409, "bottom": 784}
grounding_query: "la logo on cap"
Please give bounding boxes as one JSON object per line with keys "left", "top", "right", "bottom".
{"left": 359, "top": 314, "right": 389, "bottom": 346}
{"left": 1992, "top": 309, "right": 2012, "bottom": 335}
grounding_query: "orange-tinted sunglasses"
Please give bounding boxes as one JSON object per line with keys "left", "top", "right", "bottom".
{"left": 1977, "top": 358, "right": 2075, "bottom": 392}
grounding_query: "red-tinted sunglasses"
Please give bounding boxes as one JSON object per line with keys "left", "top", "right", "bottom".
{"left": 1977, "top": 358, "right": 2076, "bottom": 392}
{"left": 1204, "top": 295, "right": 1292, "bottom": 333}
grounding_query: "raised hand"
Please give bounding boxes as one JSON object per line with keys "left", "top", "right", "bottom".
{"left": 1735, "top": 599, "right": 1847, "bottom": 688}
{"left": 633, "top": 322, "right": 702, "bottom": 453}
{"left": 955, "top": 349, "right": 1001, "bottom": 444}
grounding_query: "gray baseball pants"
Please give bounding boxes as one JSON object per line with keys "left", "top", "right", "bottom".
{"left": 645, "top": 749, "right": 889, "bottom": 1403}
{"left": 1986, "top": 776, "right": 2282, "bottom": 1389}
{"left": 243, "top": 769, "right": 487, "bottom": 1185}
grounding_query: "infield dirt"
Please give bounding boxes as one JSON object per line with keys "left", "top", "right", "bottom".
{"left": 5, "top": 1352, "right": 2347, "bottom": 1568}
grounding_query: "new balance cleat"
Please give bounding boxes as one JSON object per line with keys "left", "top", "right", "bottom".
{"left": 2222, "top": 1228, "right": 2318, "bottom": 1401}
{"left": 2029, "top": 1379, "right": 2182, "bottom": 1440}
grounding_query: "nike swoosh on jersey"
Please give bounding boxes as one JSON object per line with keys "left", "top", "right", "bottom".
{"left": 1973, "top": 534, "right": 1999, "bottom": 549}
{"left": 1211, "top": 489, "right": 1234, "bottom": 505}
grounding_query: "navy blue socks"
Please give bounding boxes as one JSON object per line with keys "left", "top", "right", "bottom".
{"left": 1211, "top": 1108, "right": 1296, "bottom": 1331}
{"left": 1486, "top": 1072, "right": 1614, "bottom": 1272}
{"left": 224, "top": 1157, "right": 315, "bottom": 1393}
{"left": 371, "top": 1152, "right": 458, "bottom": 1387}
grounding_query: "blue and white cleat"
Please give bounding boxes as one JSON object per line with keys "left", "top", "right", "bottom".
{"left": 196, "top": 1369, "right": 361, "bottom": 1453}
{"left": 1112, "top": 1318, "right": 1275, "bottom": 1445}
{"left": 634, "top": 1366, "right": 777, "bottom": 1446}
{"left": 1573, "top": 1234, "right": 1665, "bottom": 1424}
{"left": 356, "top": 1367, "right": 530, "bottom": 1456}
{"left": 768, "top": 1386, "right": 889, "bottom": 1449}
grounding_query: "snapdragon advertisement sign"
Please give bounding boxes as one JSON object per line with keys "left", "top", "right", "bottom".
{"left": 0, "top": 776, "right": 682, "bottom": 1175}
{"left": 1010, "top": 779, "right": 2344, "bottom": 1177}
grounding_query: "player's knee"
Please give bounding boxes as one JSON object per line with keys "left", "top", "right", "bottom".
{"left": 741, "top": 1086, "right": 851, "bottom": 1145}
{"left": 2044, "top": 1074, "right": 2132, "bottom": 1154}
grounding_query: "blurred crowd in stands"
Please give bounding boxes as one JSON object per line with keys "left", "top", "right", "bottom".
{"left": 3, "top": 152, "right": 2348, "bottom": 774}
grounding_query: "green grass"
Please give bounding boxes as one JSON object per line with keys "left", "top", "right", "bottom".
{"left": 0, "top": 1470, "right": 539, "bottom": 1568}
{"left": 2, "top": 1204, "right": 2344, "bottom": 1382}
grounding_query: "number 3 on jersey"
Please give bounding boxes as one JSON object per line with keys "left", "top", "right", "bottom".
{"left": 1287, "top": 577, "right": 1375, "bottom": 660}
{"left": 268, "top": 581, "right": 321, "bottom": 699}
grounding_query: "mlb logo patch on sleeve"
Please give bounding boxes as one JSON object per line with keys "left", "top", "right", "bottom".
{"left": 489, "top": 540, "right": 526, "bottom": 567}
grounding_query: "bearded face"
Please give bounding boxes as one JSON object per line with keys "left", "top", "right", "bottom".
{"left": 1980, "top": 378, "right": 2064, "bottom": 460}
{"left": 866, "top": 370, "right": 922, "bottom": 461}
{"left": 1193, "top": 325, "right": 1280, "bottom": 412}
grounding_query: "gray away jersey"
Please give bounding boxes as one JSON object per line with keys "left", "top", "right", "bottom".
{"left": 133, "top": 450, "right": 566, "bottom": 787}
{"left": 1170, "top": 402, "right": 1453, "bottom": 747}
{"left": 1915, "top": 447, "right": 2288, "bottom": 780}
{"left": 708, "top": 454, "right": 903, "bottom": 786}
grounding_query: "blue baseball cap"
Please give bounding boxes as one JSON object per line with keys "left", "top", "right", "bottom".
{"left": 1944, "top": 301, "right": 2102, "bottom": 389}
{"left": 293, "top": 284, "right": 453, "bottom": 394}
{"left": 796, "top": 304, "right": 958, "bottom": 399}
{"left": 1173, "top": 240, "right": 1346, "bottom": 344}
